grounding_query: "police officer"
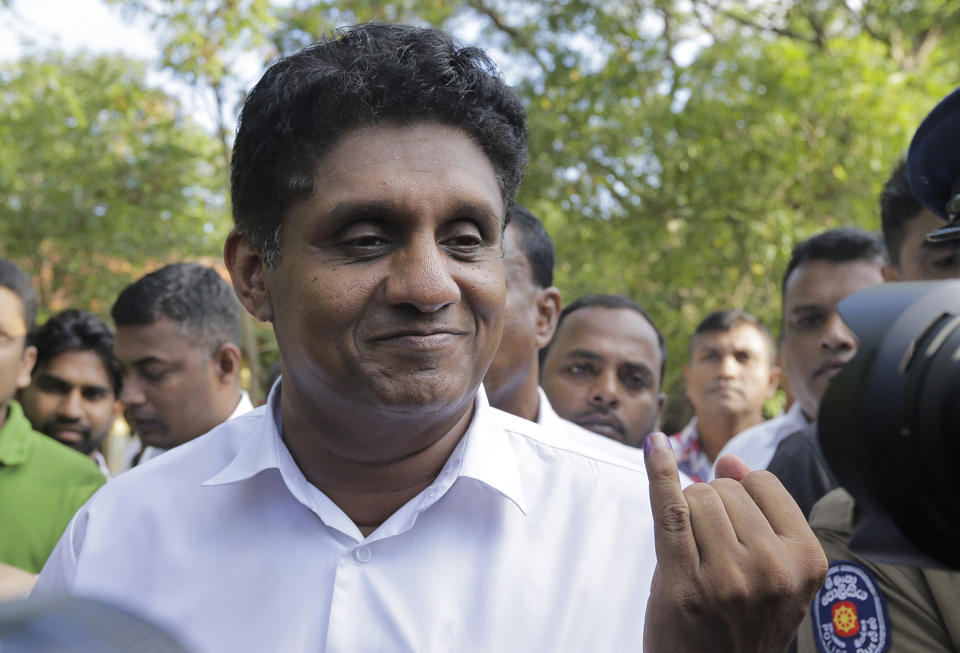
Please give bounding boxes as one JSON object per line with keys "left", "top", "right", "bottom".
{"left": 797, "top": 86, "right": 960, "bottom": 653}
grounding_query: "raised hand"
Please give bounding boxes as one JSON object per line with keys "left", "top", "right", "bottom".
{"left": 643, "top": 432, "right": 827, "bottom": 652}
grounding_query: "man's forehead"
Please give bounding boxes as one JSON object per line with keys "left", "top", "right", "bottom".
{"left": 557, "top": 308, "right": 662, "bottom": 367}
{"left": 0, "top": 287, "right": 27, "bottom": 337}
{"left": 114, "top": 319, "right": 198, "bottom": 362}
{"left": 693, "top": 324, "right": 767, "bottom": 353}
{"left": 783, "top": 259, "right": 883, "bottom": 309}
{"left": 39, "top": 350, "right": 113, "bottom": 386}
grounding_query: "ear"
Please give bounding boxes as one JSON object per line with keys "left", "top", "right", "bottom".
{"left": 212, "top": 342, "right": 243, "bottom": 386}
{"left": 533, "top": 287, "right": 563, "bottom": 349}
{"left": 225, "top": 229, "right": 274, "bottom": 323}
{"left": 16, "top": 345, "right": 36, "bottom": 390}
{"left": 766, "top": 364, "right": 782, "bottom": 397}
{"left": 881, "top": 264, "right": 901, "bottom": 282}
{"left": 654, "top": 392, "right": 667, "bottom": 429}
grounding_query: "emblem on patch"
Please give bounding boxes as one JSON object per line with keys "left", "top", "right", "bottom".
{"left": 811, "top": 560, "right": 890, "bottom": 653}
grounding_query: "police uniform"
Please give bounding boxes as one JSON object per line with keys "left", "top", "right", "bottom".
{"left": 796, "top": 488, "right": 960, "bottom": 653}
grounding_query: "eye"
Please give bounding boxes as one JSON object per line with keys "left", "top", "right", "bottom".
{"left": 931, "top": 252, "right": 960, "bottom": 271}
{"left": 735, "top": 351, "right": 753, "bottom": 364}
{"left": 82, "top": 387, "right": 110, "bottom": 401}
{"left": 565, "top": 362, "right": 594, "bottom": 376}
{"left": 793, "top": 313, "right": 824, "bottom": 331}
{"left": 139, "top": 366, "right": 169, "bottom": 383}
{"left": 440, "top": 220, "right": 485, "bottom": 255}
{"left": 621, "top": 371, "right": 649, "bottom": 390}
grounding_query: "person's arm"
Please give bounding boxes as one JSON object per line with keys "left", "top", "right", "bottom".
{"left": 643, "top": 432, "right": 827, "bottom": 652}
{"left": 0, "top": 562, "right": 37, "bottom": 601}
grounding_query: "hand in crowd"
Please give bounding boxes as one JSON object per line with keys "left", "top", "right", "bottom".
{"left": 0, "top": 562, "right": 37, "bottom": 602}
{"left": 643, "top": 432, "right": 828, "bottom": 653}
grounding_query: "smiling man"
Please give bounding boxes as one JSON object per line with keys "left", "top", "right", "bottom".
{"left": 33, "top": 24, "right": 825, "bottom": 652}
{"left": 540, "top": 295, "right": 667, "bottom": 448}
{"left": 19, "top": 309, "right": 122, "bottom": 477}
{"left": 719, "top": 228, "right": 886, "bottom": 474}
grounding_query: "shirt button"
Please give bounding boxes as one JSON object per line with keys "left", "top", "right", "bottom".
{"left": 353, "top": 546, "right": 371, "bottom": 564}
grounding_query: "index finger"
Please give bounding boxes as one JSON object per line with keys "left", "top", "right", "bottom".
{"left": 644, "top": 432, "right": 699, "bottom": 574}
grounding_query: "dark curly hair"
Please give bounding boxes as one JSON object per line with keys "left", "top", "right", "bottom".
{"left": 231, "top": 22, "right": 529, "bottom": 268}
{"left": 30, "top": 309, "right": 122, "bottom": 395}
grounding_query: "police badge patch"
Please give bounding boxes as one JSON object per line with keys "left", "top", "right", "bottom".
{"left": 811, "top": 560, "right": 891, "bottom": 653}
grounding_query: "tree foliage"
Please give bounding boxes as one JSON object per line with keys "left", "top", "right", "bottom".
{"left": 0, "top": 51, "right": 228, "bottom": 316}
{"left": 4, "top": 0, "right": 958, "bottom": 415}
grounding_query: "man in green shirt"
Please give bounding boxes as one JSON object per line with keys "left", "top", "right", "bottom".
{"left": 0, "top": 258, "right": 105, "bottom": 576}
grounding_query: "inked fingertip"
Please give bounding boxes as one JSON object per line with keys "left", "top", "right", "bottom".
{"left": 644, "top": 431, "right": 667, "bottom": 457}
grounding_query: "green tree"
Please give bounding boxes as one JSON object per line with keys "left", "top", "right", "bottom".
{"left": 0, "top": 51, "right": 228, "bottom": 316}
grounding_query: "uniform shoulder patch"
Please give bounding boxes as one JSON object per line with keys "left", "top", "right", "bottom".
{"left": 811, "top": 560, "right": 891, "bottom": 653}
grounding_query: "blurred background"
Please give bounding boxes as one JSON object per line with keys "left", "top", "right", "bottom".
{"left": 1, "top": 0, "right": 958, "bottom": 434}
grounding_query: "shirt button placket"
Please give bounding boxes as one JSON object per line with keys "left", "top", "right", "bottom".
{"left": 353, "top": 545, "right": 371, "bottom": 564}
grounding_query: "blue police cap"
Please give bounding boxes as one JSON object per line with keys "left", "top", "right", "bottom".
{"left": 907, "top": 86, "right": 960, "bottom": 224}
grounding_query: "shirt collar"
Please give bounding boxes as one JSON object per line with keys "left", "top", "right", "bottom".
{"left": 456, "top": 385, "right": 527, "bottom": 515}
{"left": 0, "top": 401, "right": 32, "bottom": 466}
{"left": 204, "top": 383, "right": 527, "bottom": 516}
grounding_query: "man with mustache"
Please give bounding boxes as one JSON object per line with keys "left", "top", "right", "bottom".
{"left": 33, "top": 24, "right": 826, "bottom": 652}
{"left": 111, "top": 263, "right": 253, "bottom": 467}
{"left": 720, "top": 228, "right": 886, "bottom": 488}
{"left": 540, "top": 294, "right": 667, "bottom": 448}
{"left": 19, "top": 309, "right": 122, "bottom": 477}
{"left": 484, "top": 208, "right": 650, "bottom": 461}
{"left": 673, "top": 310, "right": 780, "bottom": 482}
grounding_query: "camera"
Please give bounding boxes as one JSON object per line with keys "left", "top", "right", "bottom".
{"left": 818, "top": 280, "right": 960, "bottom": 570}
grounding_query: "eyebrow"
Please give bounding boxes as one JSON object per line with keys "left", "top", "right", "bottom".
{"left": 919, "top": 239, "right": 959, "bottom": 252}
{"left": 326, "top": 200, "right": 502, "bottom": 230}
{"left": 564, "top": 348, "right": 604, "bottom": 361}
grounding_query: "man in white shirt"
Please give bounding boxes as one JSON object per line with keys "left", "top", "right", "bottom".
{"left": 111, "top": 263, "right": 253, "bottom": 467}
{"left": 716, "top": 228, "right": 886, "bottom": 474}
{"left": 19, "top": 309, "right": 122, "bottom": 478}
{"left": 34, "top": 23, "right": 826, "bottom": 652}
{"left": 483, "top": 205, "right": 640, "bottom": 456}
{"left": 672, "top": 310, "right": 780, "bottom": 482}
{"left": 541, "top": 294, "right": 668, "bottom": 448}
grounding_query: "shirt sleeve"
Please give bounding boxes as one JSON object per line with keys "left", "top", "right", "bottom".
{"left": 30, "top": 504, "right": 89, "bottom": 597}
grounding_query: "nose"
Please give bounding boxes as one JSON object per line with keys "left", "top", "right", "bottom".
{"left": 59, "top": 389, "right": 84, "bottom": 419}
{"left": 384, "top": 234, "right": 461, "bottom": 313}
{"left": 821, "top": 313, "right": 857, "bottom": 352}
{"left": 120, "top": 373, "right": 146, "bottom": 406}
{"left": 718, "top": 354, "right": 738, "bottom": 377}
{"left": 588, "top": 369, "right": 619, "bottom": 408}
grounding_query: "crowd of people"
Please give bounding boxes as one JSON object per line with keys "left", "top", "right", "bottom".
{"left": 0, "top": 20, "right": 958, "bottom": 652}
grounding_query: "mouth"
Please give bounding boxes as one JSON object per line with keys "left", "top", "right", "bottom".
{"left": 129, "top": 416, "right": 165, "bottom": 435}
{"left": 814, "top": 360, "right": 848, "bottom": 380}
{"left": 50, "top": 427, "right": 87, "bottom": 444}
{"left": 371, "top": 329, "right": 468, "bottom": 352}
{"left": 574, "top": 412, "right": 626, "bottom": 441}
{"left": 708, "top": 384, "right": 741, "bottom": 396}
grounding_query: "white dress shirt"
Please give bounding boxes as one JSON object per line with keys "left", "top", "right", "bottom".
{"left": 711, "top": 402, "right": 809, "bottom": 477}
{"left": 136, "top": 390, "right": 255, "bottom": 466}
{"left": 34, "top": 385, "right": 658, "bottom": 652}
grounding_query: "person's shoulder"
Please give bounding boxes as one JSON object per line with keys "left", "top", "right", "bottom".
{"left": 104, "top": 406, "right": 264, "bottom": 496}
{"left": 26, "top": 429, "right": 105, "bottom": 487}
{"left": 492, "top": 408, "right": 647, "bottom": 477}
{"left": 808, "top": 487, "right": 856, "bottom": 536}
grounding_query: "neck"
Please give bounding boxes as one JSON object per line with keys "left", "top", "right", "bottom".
{"left": 0, "top": 403, "right": 9, "bottom": 431}
{"left": 280, "top": 386, "right": 475, "bottom": 537}
{"left": 488, "top": 365, "right": 541, "bottom": 422}
{"left": 696, "top": 409, "right": 763, "bottom": 462}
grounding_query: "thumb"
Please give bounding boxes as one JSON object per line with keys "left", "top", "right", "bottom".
{"left": 644, "top": 432, "right": 698, "bottom": 575}
{"left": 714, "top": 453, "right": 751, "bottom": 482}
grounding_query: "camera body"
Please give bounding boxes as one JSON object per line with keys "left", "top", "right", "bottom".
{"left": 818, "top": 280, "right": 960, "bottom": 570}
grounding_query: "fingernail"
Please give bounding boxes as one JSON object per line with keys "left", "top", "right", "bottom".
{"left": 644, "top": 431, "right": 667, "bottom": 457}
